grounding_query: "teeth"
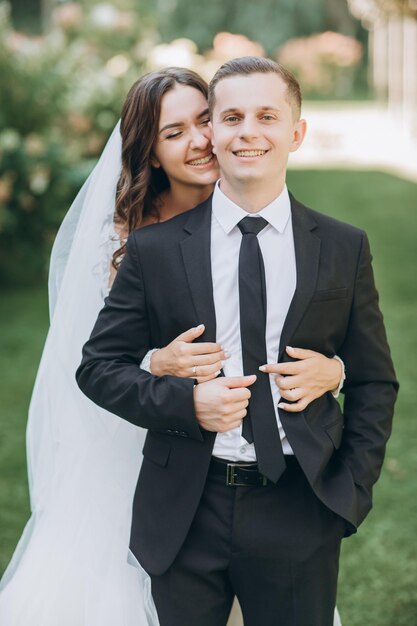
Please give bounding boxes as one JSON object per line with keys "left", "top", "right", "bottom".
{"left": 188, "top": 154, "right": 213, "bottom": 166}
{"left": 235, "top": 150, "right": 266, "bottom": 157}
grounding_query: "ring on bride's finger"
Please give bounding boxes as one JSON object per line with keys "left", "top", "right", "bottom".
{"left": 192, "top": 365, "right": 198, "bottom": 376}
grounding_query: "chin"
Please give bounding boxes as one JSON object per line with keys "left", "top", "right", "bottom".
{"left": 192, "top": 170, "right": 219, "bottom": 186}
{"left": 233, "top": 170, "right": 265, "bottom": 183}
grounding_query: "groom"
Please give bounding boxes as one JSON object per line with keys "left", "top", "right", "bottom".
{"left": 77, "top": 57, "right": 397, "bottom": 625}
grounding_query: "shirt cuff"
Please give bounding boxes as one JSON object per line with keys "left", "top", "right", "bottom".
{"left": 140, "top": 348, "right": 160, "bottom": 374}
{"left": 331, "top": 355, "right": 346, "bottom": 398}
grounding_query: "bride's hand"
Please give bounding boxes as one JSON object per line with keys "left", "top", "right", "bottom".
{"left": 260, "top": 346, "right": 343, "bottom": 412}
{"left": 150, "top": 324, "right": 229, "bottom": 383}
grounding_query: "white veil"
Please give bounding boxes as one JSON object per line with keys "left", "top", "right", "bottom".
{"left": 0, "top": 122, "right": 159, "bottom": 626}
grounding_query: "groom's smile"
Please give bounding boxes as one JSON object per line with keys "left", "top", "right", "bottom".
{"left": 233, "top": 149, "right": 269, "bottom": 158}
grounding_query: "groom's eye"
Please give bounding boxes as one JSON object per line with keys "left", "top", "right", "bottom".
{"left": 224, "top": 115, "right": 239, "bottom": 123}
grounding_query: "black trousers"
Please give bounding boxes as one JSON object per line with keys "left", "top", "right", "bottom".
{"left": 150, "top": 456, "right": 345, "bottom": 626}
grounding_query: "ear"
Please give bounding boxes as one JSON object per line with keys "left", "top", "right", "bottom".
{"left": 289, "top": 118, "right": 307, "bottom": 153}
{"left": 208, "top": 121, "right": 216, "bottom": 155}
{"left": 150, "top": 154, "right": 161, "bottom": 168}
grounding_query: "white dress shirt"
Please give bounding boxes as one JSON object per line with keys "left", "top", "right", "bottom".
{"left": 139, "top": 185, "right": 345, "bottom": 455}
{"left": 211, "top": 182, "right": 296, "bottom": 461}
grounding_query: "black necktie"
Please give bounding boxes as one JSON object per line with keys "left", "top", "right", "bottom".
{"left": 237, "top": 216, "right": 286, "bottom": 483}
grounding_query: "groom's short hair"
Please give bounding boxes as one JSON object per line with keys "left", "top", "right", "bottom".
{"left": 208, "top": 56, "right": 302, "bottom": 120}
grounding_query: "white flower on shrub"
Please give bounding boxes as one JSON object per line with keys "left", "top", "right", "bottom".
{"left": 106, "top": 54, "right": 131, "bottom": 78}
{"left": 94, "top": 71, "right": 116, "bottom": 95}
{"left": 6, "top": 32, "right": 43, "bottom": 58}
{"left": 148, "top": 39, "right": 200, "bottom": 69}
{"left": 90, "top": 4, "right": 120, "bottom": 29}
{"left": 0, "top": 129, "right": 21, "bottom": 151}
{"left": 52, "top": 3, "right": 83, "bottom": 31}
{"left": 24, "top": 134, "right": 46, "bottom": 157}
{"left": 29, "top": 166, "right": 51, "bottom": 195}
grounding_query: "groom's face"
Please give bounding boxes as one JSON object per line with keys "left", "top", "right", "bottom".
{"left": 210, "top": 72, "right": 305, "bottom": 189}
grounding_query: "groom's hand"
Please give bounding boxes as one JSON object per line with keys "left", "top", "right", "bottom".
{"left": 193, "top": 375, "right": 256, "bottom": 433}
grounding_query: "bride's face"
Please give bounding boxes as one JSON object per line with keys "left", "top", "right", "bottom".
{"left": 152, "top": 84, "right": 219, "bottom": 190}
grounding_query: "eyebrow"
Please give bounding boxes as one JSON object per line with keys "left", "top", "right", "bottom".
{"left": 219, "top": 106, "right": 280, "bottom": 116}
{"left": 159, "top": 108, "right": 210, "bottom": 134}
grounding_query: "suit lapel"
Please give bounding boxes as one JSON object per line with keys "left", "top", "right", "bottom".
{"left": 278, "top": 196, "right": 321, "bottom": 360}
{"left": 180, "top": 197, "right": 217, "bottom": 342}
{"left": 179, "top": 194, "right": 320, "bottom": 355}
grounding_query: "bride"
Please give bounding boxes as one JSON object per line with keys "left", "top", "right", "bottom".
{"left": 0, "top": 67, "right": 343, "bottom": 626}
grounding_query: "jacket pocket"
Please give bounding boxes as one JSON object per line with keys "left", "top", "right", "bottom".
{"left": 142, "top": 434, "right": 171, "bottom": 467}
{"left": 311, "top": 287, "right": 348, "bottom": 302}
{"left": 325, "top": 418, "right": 344, "bottom": 449}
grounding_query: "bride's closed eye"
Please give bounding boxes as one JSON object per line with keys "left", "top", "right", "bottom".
{"left": 165, "top": 131, "right": 183, "bottom": 140}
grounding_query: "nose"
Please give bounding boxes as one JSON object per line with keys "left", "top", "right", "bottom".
{"left": 239, "top": 116, "right": 259, "bottom": 141}
{"left": 189, "top": 126, "right": 210, "bottom": 150}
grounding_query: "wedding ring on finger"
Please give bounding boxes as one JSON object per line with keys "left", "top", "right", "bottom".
{"left": 192, "top": 365, "right": 198, "bottom": 377}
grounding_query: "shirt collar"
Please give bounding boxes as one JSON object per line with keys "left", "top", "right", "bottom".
{"left": 212, "top": 180, "right": 291, "bottom": 235}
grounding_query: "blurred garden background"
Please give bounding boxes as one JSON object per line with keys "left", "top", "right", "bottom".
{"left": 1, "top": 0, "right": 416, "bottom": 624}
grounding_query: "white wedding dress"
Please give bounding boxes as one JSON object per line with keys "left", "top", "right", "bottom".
{"left": 0, "top": 122, "right": 342, "bottom": 626}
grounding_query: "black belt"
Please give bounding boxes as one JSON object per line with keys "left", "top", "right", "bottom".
{"left": 209, "top": 456, "right": 270, "bottom": 487}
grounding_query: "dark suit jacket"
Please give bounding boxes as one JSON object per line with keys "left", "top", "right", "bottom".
{"left": 76, "top": 194, "right": 398, "bottom": 575}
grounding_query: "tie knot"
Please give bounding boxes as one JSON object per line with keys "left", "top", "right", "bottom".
{"left": 237, "top": 216, "right": 269, "bottom": 236}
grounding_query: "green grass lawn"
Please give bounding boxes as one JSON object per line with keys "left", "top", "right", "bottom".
{"left": 1, "top": 169, "right": 416, "bottom": 624}
{"left": 0, "top": 285, "right": 48, "bottom": 572}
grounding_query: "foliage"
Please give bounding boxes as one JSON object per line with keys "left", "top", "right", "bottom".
{"left": 0, "top": 0, "right": 368, "bottom": 286}
{"left": 0, "top": 2, "right": 149, "bottom": 285}
{"left": 142, "top": 0, "right": 365, "bottom": 54}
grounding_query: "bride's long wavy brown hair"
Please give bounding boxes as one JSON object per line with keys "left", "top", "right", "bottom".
{"left": 113, "top": 67, "right": 209, "bottom": 267}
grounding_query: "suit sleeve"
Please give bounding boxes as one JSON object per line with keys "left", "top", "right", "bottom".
{"left": 76, "top": 234, "right": 203, "bottom": 441}
{"left": 338, "top": 232, "right": 398, "bottom": 497}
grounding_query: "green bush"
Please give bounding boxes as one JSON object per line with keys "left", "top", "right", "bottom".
{"left": 0, "top": 2, "right": 148, "bottom": 285}
{"left": 0, "top": 0, "right": 370, "bottom": 285}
